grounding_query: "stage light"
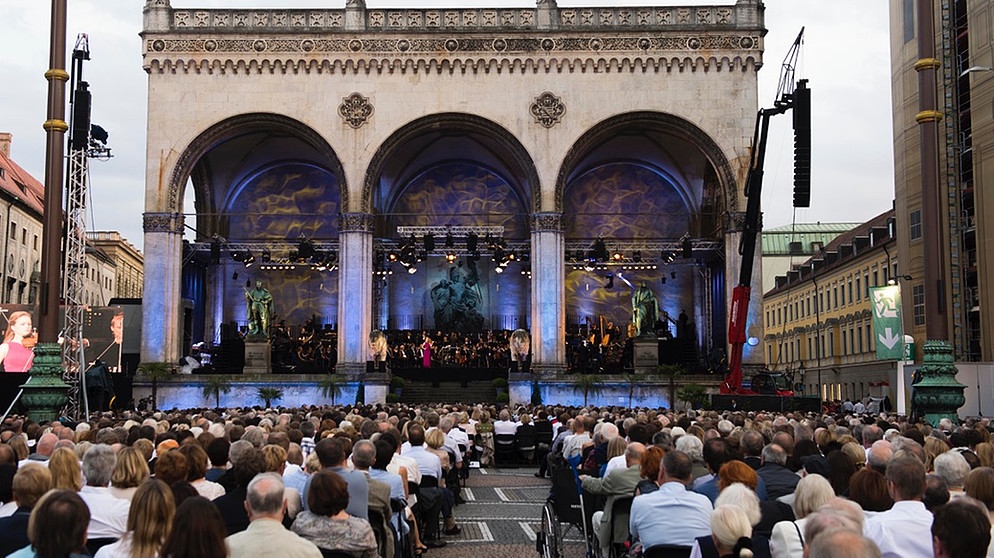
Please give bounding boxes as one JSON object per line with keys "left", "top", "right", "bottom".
{"left": 612, "top": 251, "right": 623, "bottom": 261}
{"left": 495, "top": 265, "right": 504, "bottom": 274}
{"left": 387, "top": 251, "right": 398, "bottom": 262}
{"left": 633, "top": 251, "right": 642, "bottom": 262}
{"left": 407, "top": 266, "right": 417, "bottom": 274}
{"left": 298, "top": 237, "right": 316, "bottom": 260}
{"left": 591, "top": 237, "right": 608, "bottom": 261}
{"left": 445, "top": 232, "right": 454, "bottom": 248}
{"left": 520, "top": 251, "right": 530, "bottom": 262}
{"left": 244, "top": 251, "right": 255, "bottom": 267}
{"left": 423, "top": 233, "right": 435, "bottom": 251}
{"left": 446, "top": 251, "right": 457, "bottom": 263}
{"left": 466, "top": 232, "right": 478, "bottom": 252}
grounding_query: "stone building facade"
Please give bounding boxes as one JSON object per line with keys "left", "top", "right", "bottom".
{"left": 87, "top": 231, "right": 144, "bottom": 299}
{"left": 140, "top": 0, "right": 768, "bottom": 374}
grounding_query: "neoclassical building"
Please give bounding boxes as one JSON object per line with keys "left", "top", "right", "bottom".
{"left": 140, "top": 0, "right": 766, "bottom": 377}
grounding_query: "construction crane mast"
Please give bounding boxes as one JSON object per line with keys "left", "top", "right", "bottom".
{"left": 62, "top": 34, "right": 111, "bottom": 419}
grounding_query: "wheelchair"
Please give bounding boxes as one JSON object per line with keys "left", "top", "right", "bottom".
{"left": 536, "top": 454, "right": 596, "bottom": 558}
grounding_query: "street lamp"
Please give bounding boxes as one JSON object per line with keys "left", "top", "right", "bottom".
{"left": 797, "top": 361, "right": 806, "bottom": 395}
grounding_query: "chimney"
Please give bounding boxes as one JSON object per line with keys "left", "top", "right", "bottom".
{"left": 0, "top": 133, "right": 11, "bottom": 157}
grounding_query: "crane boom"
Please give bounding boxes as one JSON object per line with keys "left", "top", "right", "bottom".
{"left": 722, "top": 28, "right": 808, "bottom": 395}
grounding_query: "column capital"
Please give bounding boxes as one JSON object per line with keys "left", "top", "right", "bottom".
{"left": 531, "top": 212, "right": 564, "bottom": 232}
{"left": 143, "top": 212, "right": 184, "bottom": 234}
{"left": 723, "top": 211, "right": 756, "bottom": 233}
{"left": 340, "top": 212, "right": 374, "bottom": 233}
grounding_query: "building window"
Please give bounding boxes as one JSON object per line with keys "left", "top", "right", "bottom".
{"left": 856, "top": 277, "right": 861, "bottom": 300}
{"left": 910, "top": 209, "right": 922, "bottom": 240}
{"left": 806, "top": 298, "right": 811, "bottom": 316}
{"left": 913, "top": 284, "right": 926, "bottom": 326}
{"left": 848, "top": 280, "right": 853, "bottom": 304}
{"left": 21, "top": 228, "right": 26, "bottom": 245}
{"left": 8, "top": 223, "right": 15, "bottom": 240}
{"left": 857, "top": 326, "right": 863, "bottom": 353}
{"left": 842, "top": 331, "right": 848, "bottom": 355}
{"left": 903, "top": 0, "right": 915, "bottom": 43}
{"left": 32, "top": 235, "right": 38, "bottom": 251}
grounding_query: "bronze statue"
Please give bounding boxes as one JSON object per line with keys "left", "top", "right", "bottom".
{"left": 244, "top": 280, "right": 274, "bottom": 337}
{"left": 632, "top": 282, "right": 658, "bottom": 338}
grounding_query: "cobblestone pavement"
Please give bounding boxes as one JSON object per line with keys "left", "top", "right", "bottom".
{"left": 426, "top": 466, "right": 587, "bottom": 558}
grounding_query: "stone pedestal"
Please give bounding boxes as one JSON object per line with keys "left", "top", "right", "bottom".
{"left": 244, "top": 340, "right": 272, "bottom": 374}
{"left": 634, "top": 339, "right": 659, "bottom": 374}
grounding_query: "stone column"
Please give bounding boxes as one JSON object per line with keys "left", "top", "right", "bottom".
{"left": 337, "top": 213, "right": 373, "bottom": 376}
{"left": 531, "top": 213, "right": 566, "bottom": 376}
{"left": 141, "top": 213, "right": 185, "bottom": 364}
{"left": 723, "top": 211, "right": 764, "bottom": 367}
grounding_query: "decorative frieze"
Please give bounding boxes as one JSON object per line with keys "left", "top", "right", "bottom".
{"left": 143, "top": 213, "right": 185, "bottom": 234}
{"left": 147, "top": 34, "right": 760, "bottom": 55}
{"left": 339, "top": 92, "right": 373, "bottom": 129}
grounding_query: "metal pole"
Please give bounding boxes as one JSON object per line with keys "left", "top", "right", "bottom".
{"left": 40, "top": 0, "right": 68, "bottom": 343}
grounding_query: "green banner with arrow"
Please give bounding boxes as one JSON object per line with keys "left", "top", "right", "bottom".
{"left": 870, "top": 285, "right": 904, "bottom": 360}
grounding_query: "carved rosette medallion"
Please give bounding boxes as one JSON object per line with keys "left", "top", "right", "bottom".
{"left": 530, "top": 92, "right": 566, "bottom": 128}
{"left": 143, "top": 213, "right": 185, "bottom": 234}
{"left": 531, "top": 212, "right": 564, "bottom": 232}
{"left": 340, "top": 213, "right": 374, "bottom": 233}
{"left": 339, "top": 92, "right": 374, "bottom": 129}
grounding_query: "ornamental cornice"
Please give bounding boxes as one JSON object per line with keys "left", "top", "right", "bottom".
{"left": 144, "top": 52, "right": 762, "bottom": 76}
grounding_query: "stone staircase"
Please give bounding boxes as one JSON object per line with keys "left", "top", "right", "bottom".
{"left": 399, "top": 380, "right": 497, "bottom": 404}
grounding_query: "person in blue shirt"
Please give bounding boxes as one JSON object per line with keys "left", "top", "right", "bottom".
{"left": 630, "top": 450, "right": 713, "bottom": 551}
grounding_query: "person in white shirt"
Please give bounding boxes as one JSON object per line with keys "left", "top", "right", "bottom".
{"left": 862, "top": 455, "right": 932, "bottom": 558}
{"left": 78, "top": 444, "right": 130, "bottom": 540}
{"left": 493, "top": 410, "right": 519, "bottom": 436}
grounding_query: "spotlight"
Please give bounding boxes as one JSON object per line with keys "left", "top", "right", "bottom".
{"left": 297, "top": 237, "right": 316, "bottom": 260}
{"left": 520, "top": 251, "right": 530, "bottom": 262}
{"left": 446, "top": 251, "right": 457, "bottom": 263}
{"left": 445, "top": 232, "right": 454, "bottom": 248}
{"left": 424, "top": 233, "right": 435, "bottom": 251}
{"left": 244, "top": 251, "right": 255, "bottom": 267}
{"left": 633, "top": 251, "right": 642, "bottom": 262}
{"left": 591, "top": 237, "right": 608, "bottom": 261}
{"left": 612, "top": 251, "right": 623, "bottom": 261}
{"left": 495, "top": 265, "right": 504, "bottom": 274}
{"left": 387, "top": 251, "right": 398, "bottom": 262}
{"left": 466, "top": 232, "right": 478, "bottom": 252}
{"left": 408, "top": 266, "right": 417, "bottom": 274}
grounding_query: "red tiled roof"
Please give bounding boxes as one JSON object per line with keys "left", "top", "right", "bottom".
{"left": 0, "top": 148, "right": 46, "bottom": 216}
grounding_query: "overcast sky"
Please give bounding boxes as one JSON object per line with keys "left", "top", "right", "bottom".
{"left": 0, "top": 1, "right": 894, "bottom": 252}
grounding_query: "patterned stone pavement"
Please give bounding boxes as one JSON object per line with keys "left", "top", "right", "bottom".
{"left": 426, "top": 466, "right": 587, "bottom": 558}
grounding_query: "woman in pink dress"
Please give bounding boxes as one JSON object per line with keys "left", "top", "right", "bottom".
{"left": 422, "top": 335, "right": 432, "bottom": 368}
{"left": 0, "top": 311, "right": 34, "bottom": 373}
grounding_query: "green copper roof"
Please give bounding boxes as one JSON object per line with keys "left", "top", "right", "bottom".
{"left": 761, "top": 222, "right": 860, "bottom": 256}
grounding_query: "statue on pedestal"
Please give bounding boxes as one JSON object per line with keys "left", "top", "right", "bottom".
{"left": 632, "top": 282, "right": 658, "bottom": 338}
{"left": 245, "top": 281, "right": 274, "bottom": 338}
{"left": 509, "top": 328, "right": 531, "bottom": 373}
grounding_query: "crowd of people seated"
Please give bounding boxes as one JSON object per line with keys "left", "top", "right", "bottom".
{"left": 0, "top": 401, "right": 993, "bottom": 558}
{"left": 387, "top": 330, "right": 516, "bottom": 369}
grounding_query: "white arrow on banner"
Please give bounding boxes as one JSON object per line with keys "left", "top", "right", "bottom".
{"left": 878, "top": 327, "right": 901, "bottom": 349}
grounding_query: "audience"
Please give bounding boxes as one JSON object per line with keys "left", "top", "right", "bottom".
{"left": 7, "top": 396, "right": 994, "bottom": 558}
{"left": 226, "top": 472, "right": 321, "bottom": 558}
{"left": 291, "top": 469, "right": 378, "bottom": 558}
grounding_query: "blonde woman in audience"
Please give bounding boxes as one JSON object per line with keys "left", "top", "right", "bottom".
{"left": 262, "top": 444, "right": 301, "bottom": 519}
{"left": 977, "top": 442, "right": 994, "bottom": 468}
{"left": 690, "top": 483, "right": 770, "bottom": 558}
{"left": 769, "top": 473, "right": 834, "bottom": 558}
{"left": 49, "top": 447, "right": 83, "bottom": 492}
{"left": 710, "top": 504, "right": 756, "bottom": 558}
{"left": 110, "top": 447, "right": 151, "bottom": 501}
{"left": 95, "top": 479, "right": 175, "bottom": 558}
